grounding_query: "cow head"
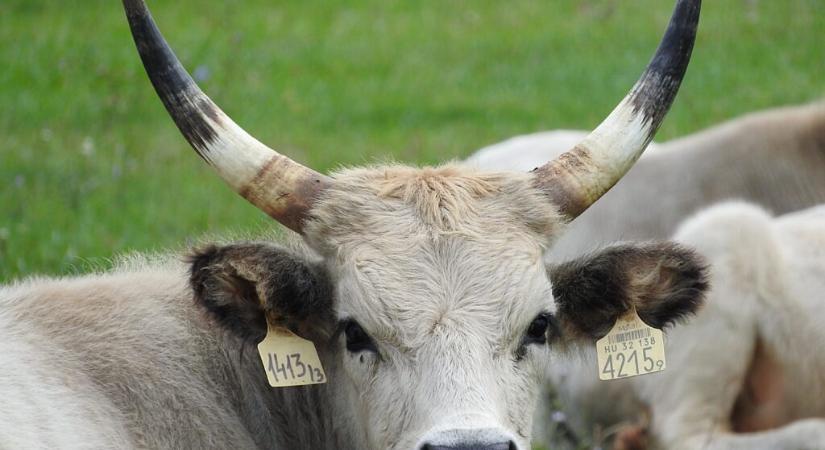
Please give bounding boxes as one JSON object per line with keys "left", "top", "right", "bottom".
{"left": 124, "top": 1, "right": 705, "bottom": 449}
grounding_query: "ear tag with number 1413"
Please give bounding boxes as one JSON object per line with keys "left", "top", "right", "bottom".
{"left": 257, "top": 325, "right": 326, "bottom": 388}
{"left": 596, "top": 309, "right": 666, "bottom": 381}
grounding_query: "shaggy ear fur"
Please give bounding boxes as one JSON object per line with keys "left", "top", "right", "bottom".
{"left": 549, "top": 241, "right": 708, "bottom": 340}
{"left": 189, "top": 243, "right": 334, "bottom": 343}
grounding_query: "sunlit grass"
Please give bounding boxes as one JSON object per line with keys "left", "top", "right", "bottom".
{"left": 1, "top": 0, "right": 823, "bottom": 281}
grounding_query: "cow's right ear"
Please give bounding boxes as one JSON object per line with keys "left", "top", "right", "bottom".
{"left": 188, "top": 243, "right": 334, "bottom": 344}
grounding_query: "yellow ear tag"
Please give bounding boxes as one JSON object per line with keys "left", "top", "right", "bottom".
{"left": 596, "top": 309, "right": 666, "bottom": 381}
{"left": 257, "top": 324, "right": 326, "bottom": 387}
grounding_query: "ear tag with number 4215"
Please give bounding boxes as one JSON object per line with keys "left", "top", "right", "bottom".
{"left": 596, "top": 309, "right": 666, "bottom": 381}
{"left": 257, "top": 325, "right": 326, "bottom": 388}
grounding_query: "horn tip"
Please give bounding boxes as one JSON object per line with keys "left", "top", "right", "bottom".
{"left": 628, "top": 0, "right": 701, "bottom": 126}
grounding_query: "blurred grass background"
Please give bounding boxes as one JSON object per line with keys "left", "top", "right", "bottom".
{"left": 1, "top": 0, "right": 822, "bottom": 281}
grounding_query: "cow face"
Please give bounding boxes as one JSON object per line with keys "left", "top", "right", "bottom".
{"left": 190, "top": 165, "right": 708, "bottom": 450}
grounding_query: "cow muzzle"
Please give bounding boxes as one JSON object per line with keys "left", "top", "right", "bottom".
{"left": 419, "top": 443, "right": 514, "bottom": 450}
{"left": 417, "top": 428, "right": 518, "bottom": 450}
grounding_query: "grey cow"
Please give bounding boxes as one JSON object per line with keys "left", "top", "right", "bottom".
{"left": 0, "top": 1, "right": 706, "bottom": 449}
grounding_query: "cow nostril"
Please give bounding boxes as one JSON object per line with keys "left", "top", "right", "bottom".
{"left": 418, "top": 442, "right": 515, "bottom": 450}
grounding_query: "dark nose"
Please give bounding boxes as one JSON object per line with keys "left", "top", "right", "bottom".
{"left": 420, "top": 442, "right": 516, "bottom": 450}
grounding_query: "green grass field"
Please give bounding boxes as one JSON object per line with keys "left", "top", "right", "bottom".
{"left": 1, "top": 0, "right": 822, "bottom": 281}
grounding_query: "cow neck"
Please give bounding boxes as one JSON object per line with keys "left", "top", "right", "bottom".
{"left": 221, "top": 334, "right": 362, "bottom": 449}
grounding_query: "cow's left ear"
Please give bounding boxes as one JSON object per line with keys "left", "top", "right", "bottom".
{"left": 549, "top": 241, "right": 709, "bottom": 340}
{"left": 188, "top": 243, "right": 334, "bottom": 344}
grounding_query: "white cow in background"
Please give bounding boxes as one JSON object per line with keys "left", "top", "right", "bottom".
{"left": 465, "top": 101, "right": 825, "bottom": 449}
{"left": 468, "top": 100, "right": 825, "bottom": 260}
{"left": 538, "top": 202, "right": 825, "bottom": 450}
{"left": 624, "top": 202, "right": 825, "bottom": 450}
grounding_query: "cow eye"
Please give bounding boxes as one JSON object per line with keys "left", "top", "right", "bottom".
{"left": 524, "top": 313, "right": 551, "bottom": 345}
{"left": 344, "top": 320, "right": 377, "bottom": 353}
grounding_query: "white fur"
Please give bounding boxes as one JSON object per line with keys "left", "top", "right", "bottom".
{"left": 304, "top": 164, "right": 564, "bottom": 450}
{"left": 627, "top": 202, "right": 825, "bottom": 449}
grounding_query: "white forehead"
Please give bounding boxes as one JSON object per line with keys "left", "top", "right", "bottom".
{"left": 303, "top": 163, "right": 564, "bottom": 347}
{"left": 338, "top": 237, "right": 554, "bottom": 349}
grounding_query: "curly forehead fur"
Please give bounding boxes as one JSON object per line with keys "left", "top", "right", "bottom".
{"left": 302, "top": 163, "right": 564, "bottom": 350}
{"left": 304, "top": 163, "right": 565, "bottom": 253}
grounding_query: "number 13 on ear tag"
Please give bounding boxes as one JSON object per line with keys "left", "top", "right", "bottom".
{"left": 257, "top": 325, "right": 327, "bottom": 387}
{"left": 596, "top": 309, "right": 666, "bottom": 381}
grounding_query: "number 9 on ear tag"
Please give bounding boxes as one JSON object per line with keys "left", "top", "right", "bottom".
{"left": 596, "top": 309, "right": 666, "bottom": 381}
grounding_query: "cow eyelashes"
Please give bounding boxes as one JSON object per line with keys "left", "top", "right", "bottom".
{"left": 524, "top": 313, "right": 555, "bottom": 346}
{"left": 515, "top": 313, "right": 555, "bottom": 361}
{"left": 343, "top": 320, "right": 378, "bottom": 354}
{"left": 341, "top": 314, "right": 557, "bottom": 358}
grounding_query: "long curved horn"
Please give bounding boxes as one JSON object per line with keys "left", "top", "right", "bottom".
{"left": 532, "top": 0, "right": 700, "bottom": 220}
{"left": 123, "top": 0, "right": 330, "bottom": 233}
